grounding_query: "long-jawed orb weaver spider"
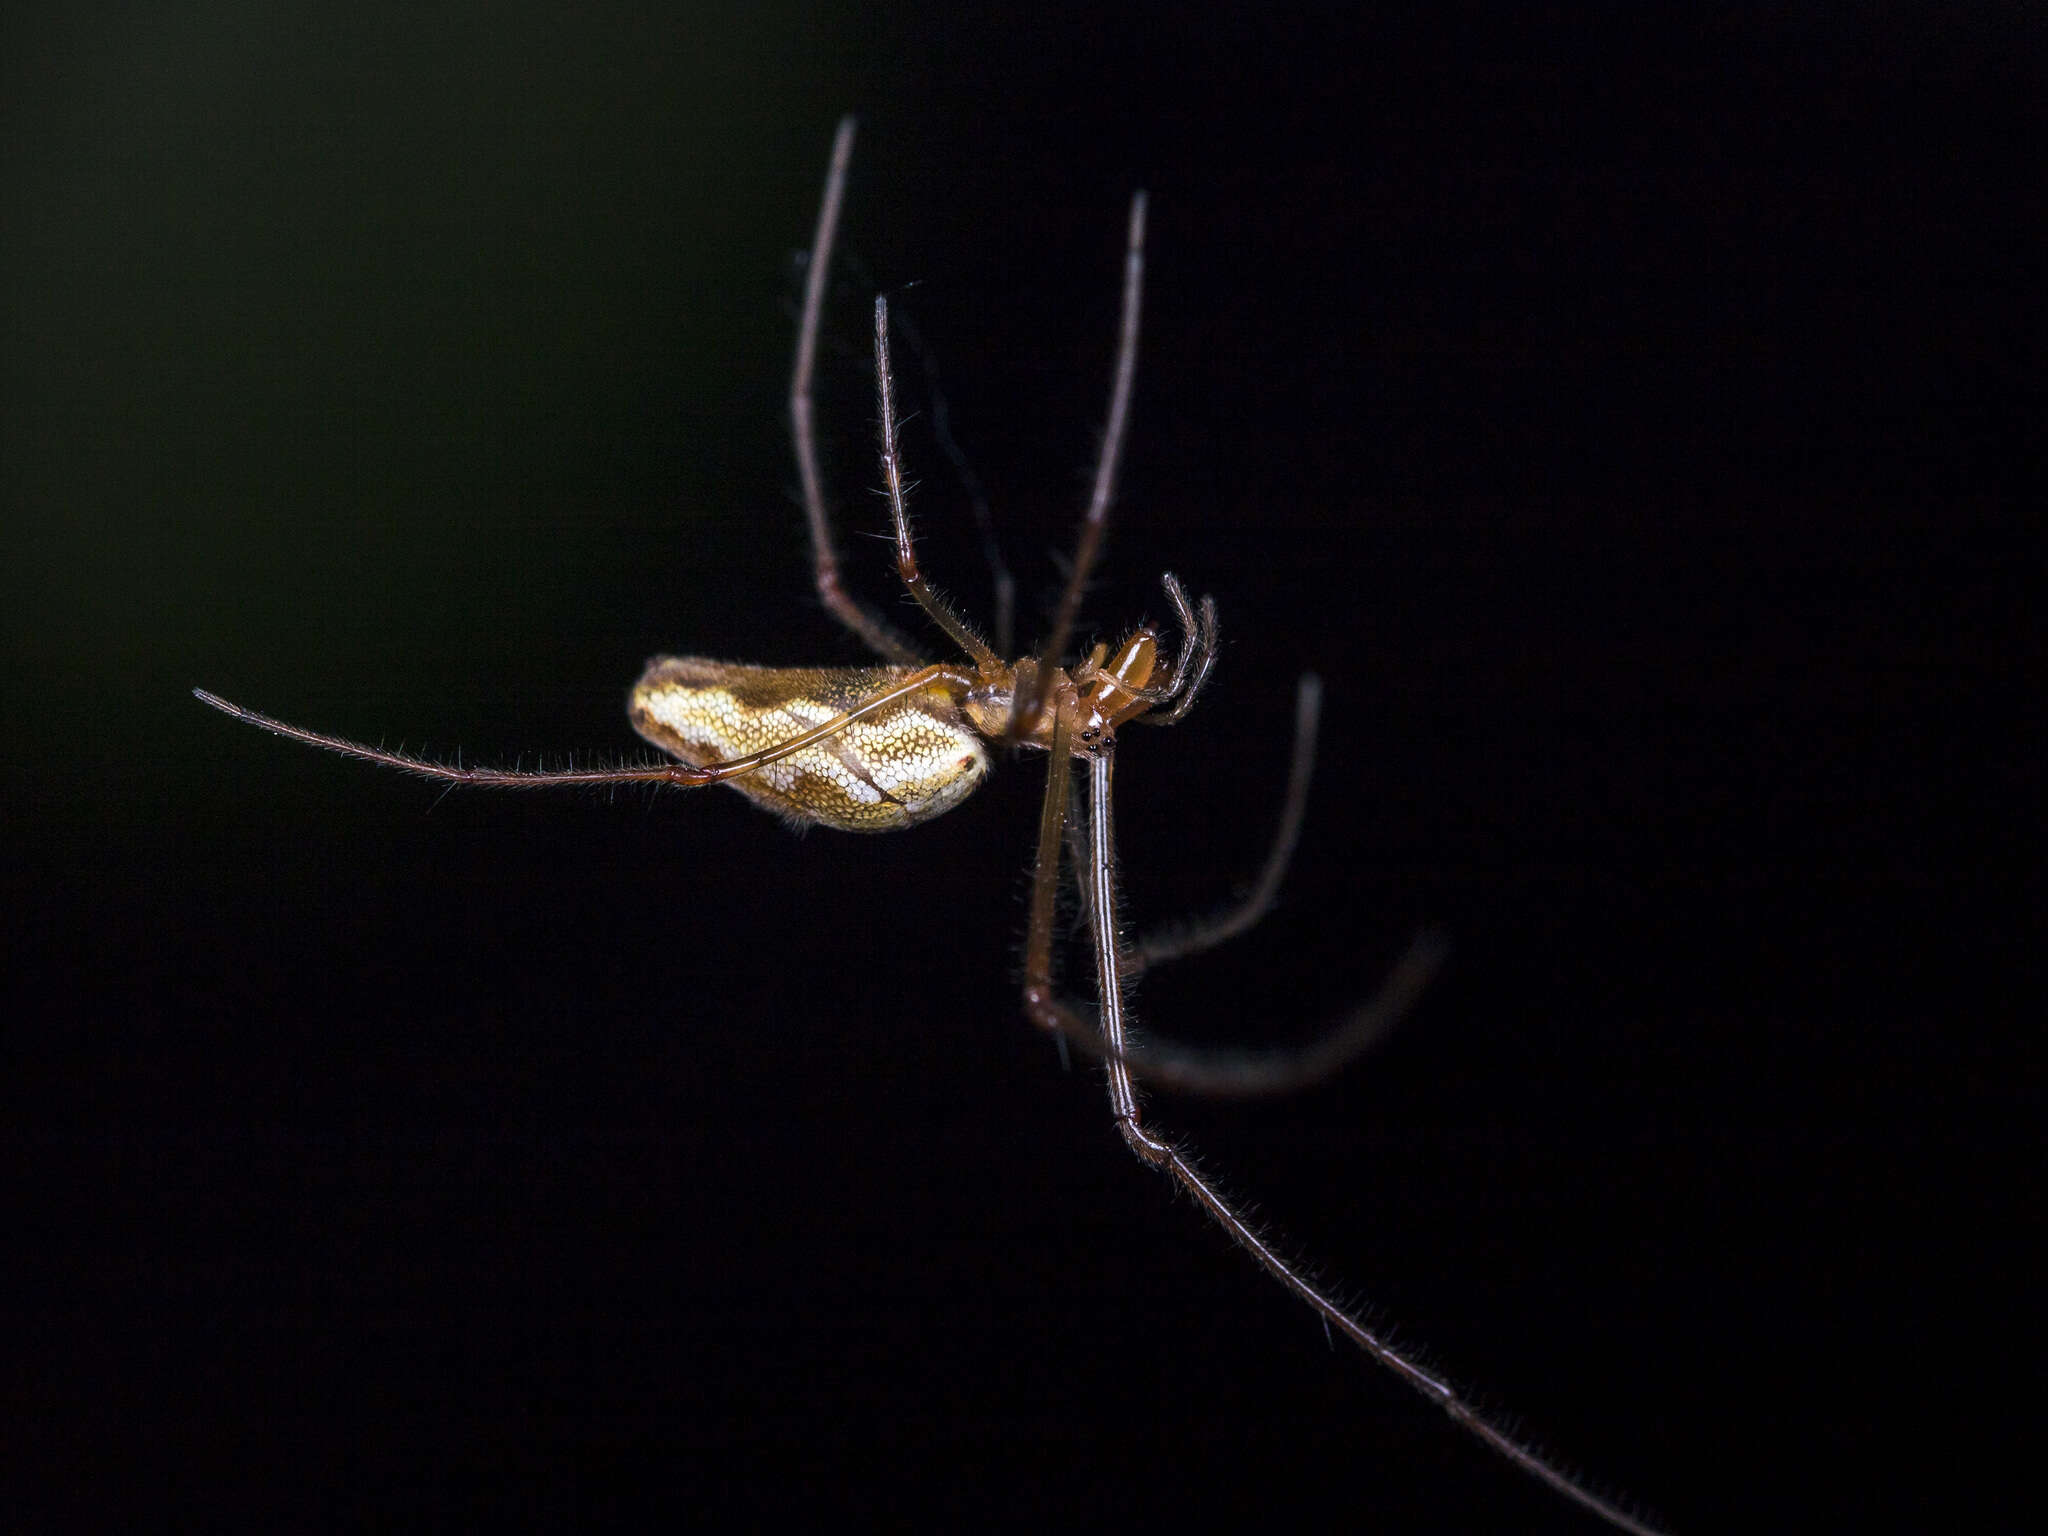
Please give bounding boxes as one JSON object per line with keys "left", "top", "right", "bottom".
{"left": 195, "top": 118, "right": 1667, "bottom": 1535}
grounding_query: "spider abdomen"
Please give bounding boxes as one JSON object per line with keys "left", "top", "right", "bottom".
{"left": 629, "top": 656, "right": 989, "bottom": 832}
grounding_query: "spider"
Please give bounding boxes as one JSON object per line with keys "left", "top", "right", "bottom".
{"left": 195, "top": 117, "right": 1666, "bottom": 1535}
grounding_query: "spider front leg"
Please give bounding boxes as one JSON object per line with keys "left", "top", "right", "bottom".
{"left": 1072, "top": 742, "right": 1668, "bottom": 1536}
{"left": 1014, "top": 690, "right": 1159, "bottom": 1072}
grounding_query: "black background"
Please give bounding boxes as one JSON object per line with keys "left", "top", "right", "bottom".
{"left": 5, "top": 5, "right": 2040, "bottom": 1531}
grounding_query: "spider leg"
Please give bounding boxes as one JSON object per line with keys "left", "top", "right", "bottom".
{"left": 883, "top": 303, "right": 1017, "bottom": 657}
{"left": 1132, "top": 671, "right": 1320, "bottom": 972}
{"left": 193, "top": 668, "right": 974, "bottom": 791}
{"left": 1020, "top": 189, "right": 1147, "bottom": 734}
{"left": 1049, "top": 677, "right": 1440, "bottom": 1097}
{"left": 1021, "top": 687, "right": 1084, "bottom": 1040}
{"left": 1017, "top": 691, "right": 1159, "bottom": 1072}
{"left": 789, "top": 115, "right": 923, "bottom": 665}
{"left": 1099, "top": 932, "right": 1447, "bottom": 1098}
{"left": 874, "top": 297, "right": 1001, "bottom": 671}
{"left": 1079, "top": 745, "right": 1667, "bottom": 1536}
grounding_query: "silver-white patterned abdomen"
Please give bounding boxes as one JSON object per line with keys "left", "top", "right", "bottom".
{"left": 629, "top": 657, "right": 989, "bottom": 832}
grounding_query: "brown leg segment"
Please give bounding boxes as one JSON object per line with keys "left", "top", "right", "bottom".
{"left": 1022, "top": 191, "right": 1148, "bottom": 733}
{"left": 873, "top": 296, "right": 1001, "bottom": 672}
{"left": 1021, "top": 691, "right": 1079, "bottom": 1038}
{"left": 1078, "top": 745, "right": 1666, "bottom": 1536}
{"left": 789, "top": 116, "right": 922, "bottom": 666}
{"left": 193, "top": 668, "right": 976, "bottom": 792}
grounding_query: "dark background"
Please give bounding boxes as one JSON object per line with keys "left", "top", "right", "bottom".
{"left": 4, "top": 4, "right": 2040, "bottom": 1531}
